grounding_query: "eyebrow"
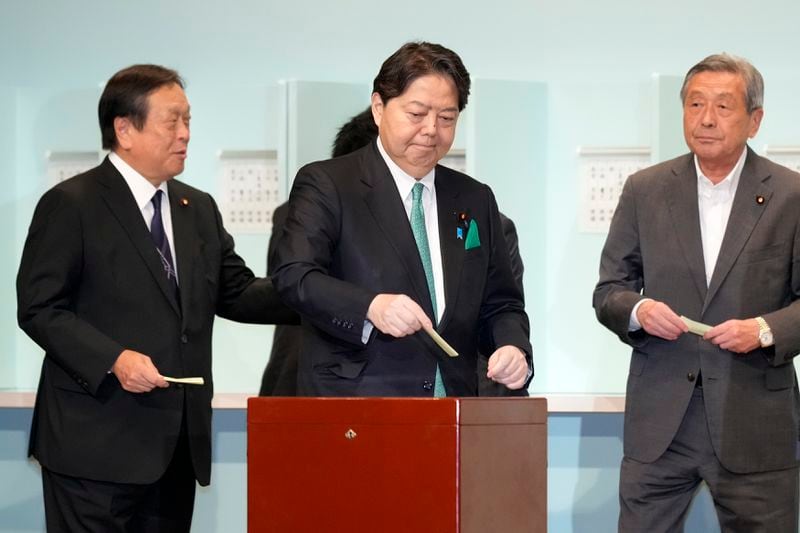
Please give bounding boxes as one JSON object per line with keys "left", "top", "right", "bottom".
{"left": 686, "top": 90, "right": 736, "bottom": 100}
{"left": 164, "top": 105, "right": 191, "bottom": 115}
{"left": 406, "top": 100, "right": 458, "bottom": 113}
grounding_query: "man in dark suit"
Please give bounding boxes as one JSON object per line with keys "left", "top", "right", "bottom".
{"left": 17, "top": 64, "right": 294, "bottom": 532}
{"left": 594, "top": 53, "right": 800, "bottom": 531}
{"left": 261, "top": 106, "right": 527, "bottom": 397}
{"left": 272, "top": 42, "right": 532, "bottom": 397}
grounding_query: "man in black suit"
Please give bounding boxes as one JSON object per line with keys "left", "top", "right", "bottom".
{"left": 261, "top": 106, "right": 527, "bottom": 397}
{"left": 272, "top": 42, "right": 532, "bottom": 397}
{"left": 17, "top": 64, "right": 294, "bottom": 532}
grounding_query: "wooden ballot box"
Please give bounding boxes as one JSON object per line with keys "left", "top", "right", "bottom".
{"left": 247, "top": 397, "right": 547, "bottom": 532}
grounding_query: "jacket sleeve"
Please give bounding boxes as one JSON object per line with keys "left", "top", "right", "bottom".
{"left": 207, "top": 193, "right": 298, "bottom": 325}
{"left": 763, "top": 211, "right": 800, "bottom": 366}
{"left": 271, "top": 166, "right": 376, "bottom": 347}
{"left": 17, "top": 187, "right": 124, "bottom": 395}
{"left": 477, "top": 187, "right": 533, "bottom": 383}
{"left": 592, "top": 175, "right": 648, "bottom": 347}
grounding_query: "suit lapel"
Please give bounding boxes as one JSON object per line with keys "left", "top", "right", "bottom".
{"left": 703, "top": 148, "right": 772, "bottom": 312}
{"left": 168, "top": 181, "right": 196, "bottom": 323}
{"left": 96, "top": 158, "right": 181, "bottom": 316}
{"left": 665, "top": 155, "right": 708, "bottom": 304}
{"left": 434, "top": 166, "right": 463, "bottom": 330}
{"left": 360, "top": 145, "right": 435, "bottom": 319}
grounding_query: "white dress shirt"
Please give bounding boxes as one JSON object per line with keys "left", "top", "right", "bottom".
{"left": 696, "top": 148, "right": 746, "bottom": 286}
{"left": 109, "top": 151, "right": 179, "bottom": 284}
{"left": 377, "top": 138, "right": 445, "bottom": 323}
{"left": 629, "top": 148, "right": 747, "bottom": 330}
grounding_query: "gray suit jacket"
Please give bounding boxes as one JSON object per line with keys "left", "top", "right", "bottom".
{"left": 594, "top": 147, "right": 800, "bottom": 474}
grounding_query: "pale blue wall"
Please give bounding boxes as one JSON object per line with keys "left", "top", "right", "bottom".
{"left": 5, "top": 0, "right": 800, "bottom": 394}
{"left": 3, "top": 0, "right": 800, "bottom": 530}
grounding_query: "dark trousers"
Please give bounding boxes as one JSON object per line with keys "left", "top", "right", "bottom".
{"left": 42, "top": 423, "right": 196, "bottom": 533}
{"left": 619, "top": 386, "right": 799, "bottom": 533}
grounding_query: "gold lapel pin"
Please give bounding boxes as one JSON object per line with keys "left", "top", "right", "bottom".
{"left": 180, "top": 198, "right": 190, "bottom": 207}
{"left": 756, "top": 195, "right": 764, "bottom": 205}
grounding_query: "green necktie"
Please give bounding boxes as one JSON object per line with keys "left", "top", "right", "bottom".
{"left": 411, "top": 182, "right": 446, "bottom": 397}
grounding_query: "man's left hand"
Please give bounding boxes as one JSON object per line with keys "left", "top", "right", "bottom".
{"left": 704, "top": 318, "right": 760, "bottom": 354}
{"left": 486, "top": 345, "right": 528, "bottom": 389}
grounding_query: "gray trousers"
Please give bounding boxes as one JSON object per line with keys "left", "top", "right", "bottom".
{"left": 619, "top": 386, "right": 799, "bottom": 533}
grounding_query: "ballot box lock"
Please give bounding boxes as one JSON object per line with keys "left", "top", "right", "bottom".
{"left": 344, "top": 429, "right": 357, "bottom": 440}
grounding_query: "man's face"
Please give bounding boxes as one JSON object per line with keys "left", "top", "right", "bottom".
{"left": 115, "top": 83, "right": 190, "bottom": 185}
{"left": 372, "top": 74, "right": 459, "bottom": 178}
{"left": 683, "top": 70, "right": 763, "bottom": 175}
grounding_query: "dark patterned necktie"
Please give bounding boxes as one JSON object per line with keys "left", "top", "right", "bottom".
{"left": 150, "top": 190, "right": 178, "bottom": 296}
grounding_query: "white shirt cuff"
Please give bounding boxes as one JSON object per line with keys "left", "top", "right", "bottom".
{"left": 629, "top": 299, "right": 652, "bottom": 331}
{"left": 361, "top": 320, "right": 374, "bottom": 344}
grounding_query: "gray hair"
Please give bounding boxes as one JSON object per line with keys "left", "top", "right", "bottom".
{"left": 680, "top": 53, "right": 764, "bottom": 113}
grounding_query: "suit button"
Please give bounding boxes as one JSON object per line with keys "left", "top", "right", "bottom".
{"left": 181, "top": 334, "right": 188, "bottom": 344}
{"left": 176, "top": 383, "right": 184, "bottom": 389}
{"left": 687, "top": 372, "right": 696, "bottom": 382}
{"left": 422, "top": 381, "right": 433, "bottom": 391}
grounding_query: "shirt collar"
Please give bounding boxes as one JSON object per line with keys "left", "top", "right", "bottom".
{"left": 694, "top": 147, "right": 747, "bottom": 196}
{"left": 376, "top": 137, "right": 436, "bottom": 200}
{"left": 109, "top": 151, "right": 169, "bottom": 210}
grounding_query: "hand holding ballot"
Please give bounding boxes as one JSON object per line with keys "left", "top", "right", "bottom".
{"left": 679, "top": 315, "right": 761, "bottom": 354}
{"left": 702, "top": 318, "right": 762, "bottom": 354}
{"left": 635, "top": 299, "right": 689, "bottom": 340}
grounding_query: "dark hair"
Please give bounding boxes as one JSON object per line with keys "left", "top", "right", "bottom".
{"left": 680, "top": 53, "right": 764, "bottom": 113}
{"left": 331, "top": 107, "right": 377, "bottom": 157}
{"left": 98, "top": 64, "right": 185, "bottom": 150}
{"left": 372, "top": 41, "right": 470, "bottom": 111}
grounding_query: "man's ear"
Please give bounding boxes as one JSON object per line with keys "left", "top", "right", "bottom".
{"left": 114, "top": 117, "right": 134, "bottom": 150}
{"left": 370, "top": 93, "right": 383, "bottom": 128}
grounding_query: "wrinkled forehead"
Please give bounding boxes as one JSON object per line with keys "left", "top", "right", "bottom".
{"left": 685, "top": 70, "right": 747, "bottom": 99}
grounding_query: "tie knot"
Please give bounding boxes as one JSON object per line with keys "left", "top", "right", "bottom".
{"left": 412, "top": 182, "right": 424, "bottom": 204}
{"left": 151, "top": 190, "right": 163, "bottom": 210}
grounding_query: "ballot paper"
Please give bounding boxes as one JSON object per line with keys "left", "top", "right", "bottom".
{"left": 680, "top": 316, "right": 712, "bottom": 336}
{"left": 423, "top": 325, "right": 459, "bottom": 357}
{"left": 163, "top": 376, "right": 205, "bottom": 385}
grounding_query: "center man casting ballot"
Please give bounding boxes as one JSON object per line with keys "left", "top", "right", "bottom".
{"left": 272, "top": 41, "right": 533, "bottom": 396}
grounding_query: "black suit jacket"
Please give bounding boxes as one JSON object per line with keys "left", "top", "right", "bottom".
{"left": 17, "top": 157, "right": 293, "bottom": 485}
{"left": 263, "top": 205, "right": 528, "bottom": 397}
{"left": 272, "top": 142, "right": 532, "bottom": 396}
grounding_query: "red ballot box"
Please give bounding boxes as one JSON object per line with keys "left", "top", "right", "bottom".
{"left": 247, "top": 397, "right": 547, "bottom": 532}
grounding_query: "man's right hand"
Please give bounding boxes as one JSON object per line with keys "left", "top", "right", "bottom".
{"left": 636, "top": 300, "right": 688, "bottom": 340}
{"left": 112, "top": 349, "right": 169, "bottom": 393}
{"left": 367, "top": 294, "right": 432, "bottom": 338}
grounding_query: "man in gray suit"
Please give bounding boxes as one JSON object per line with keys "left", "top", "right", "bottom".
{"left": 594, "top": 53, "right": 800, "bottom": 532}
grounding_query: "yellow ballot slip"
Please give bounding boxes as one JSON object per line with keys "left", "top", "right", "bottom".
{"left": 163, "top": 376, "right": 205, "bottom": 385}
{"left": 423, "top": 325, "right": 459, "bottom": 357}
{"left": 680, "top": 315, "right": 712, "bottom": 336}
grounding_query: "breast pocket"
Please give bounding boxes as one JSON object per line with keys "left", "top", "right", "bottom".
{"left": 739, "top": 242, "right": 786, "bottom": 265}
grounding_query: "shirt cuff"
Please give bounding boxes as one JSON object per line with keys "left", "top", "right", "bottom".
{"left": 629, "top": 299, "right": 651, "bottom": 331}
{"left": 361, "top": 320, "right": 374, "bottom": 344}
